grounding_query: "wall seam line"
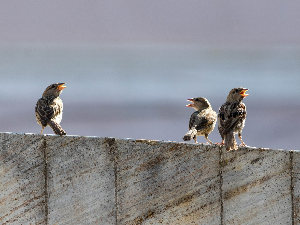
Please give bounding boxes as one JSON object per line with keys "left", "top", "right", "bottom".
{"left": 43, "top": 136, "right": 49, "bottom": 225}
{"left": 107, "top": 137, "right": 118, "bottom": 225}
{"left": 114, "top": 141, "right": 118, "bottom": 225}
{"left": 219, "top": 146, "right": 224, "bottom": 225}
{"left": 290, "top": 150, "right": 295, "bottom": 225}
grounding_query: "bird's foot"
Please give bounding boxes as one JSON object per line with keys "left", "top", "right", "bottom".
{"left": 239, "top": 140, "right": 247, "bottom": 147}
{"left": 216, "top": 140, "right": 225, "bottom": 146}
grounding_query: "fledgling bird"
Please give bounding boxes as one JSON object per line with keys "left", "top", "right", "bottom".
{"left": 35, "top": 83, "right": 67, "bottom": 135}
{"left": 183, "top": 97, "right": 217, "bottom": 144}
{"left": 218, "top": 87, "right": 249, "bottom": 151}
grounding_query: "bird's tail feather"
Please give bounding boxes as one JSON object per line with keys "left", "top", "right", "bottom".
{"left": 183, "top": 128, "right": 197, "bottom": 141}
{"left": 225, "top": 132, "right": 237, "bottom": 151}
{"left": 48, "top": 120, "right": 67, "bottom": 135}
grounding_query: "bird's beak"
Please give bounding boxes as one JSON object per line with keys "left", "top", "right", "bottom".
{"left": 240, "top": 89, "right": 249, "bottom": 97}
{"left": 57, "top": 83, "right": 66, "bottom": 91}
{"left": 186, "top": 98, "right": 194, "bottom": 107}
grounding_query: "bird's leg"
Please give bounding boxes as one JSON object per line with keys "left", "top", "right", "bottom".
{"left": 193, "top": 136, "right": 198, "bottom": 143}
{"left": 238, "top": 132, "right": 246, "bottom": 146}
{"left": 205, "top": 134, "right": 213, "bottom": 145}
{"left": 40, "top": 127, "right": 44, "bottom": 134}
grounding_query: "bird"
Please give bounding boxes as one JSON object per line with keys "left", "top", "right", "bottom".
{"left": 218, "top": 87, "right": 249, "bottom": 151}
{"left": 35, "top": 83, "right": 67, "bottom": 135}
{"left": 183, "top": 97, "right": 217, "bottom": 144}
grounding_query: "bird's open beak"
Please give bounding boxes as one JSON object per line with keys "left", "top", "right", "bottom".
{"left": 186, "top": 98, "right": 194, "bottom": 107}
{"left": 240, "top": 89, "right": 249, "bottom": 97}
{"left": 57, "top": 83, "right": 66, "bottom": 91}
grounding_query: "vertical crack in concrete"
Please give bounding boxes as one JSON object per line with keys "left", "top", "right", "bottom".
{"left": 219, "top": 146, "right": 224, "bottom": 225}
{"left": 290, "top": 150, "right": 295, "bottom": 225}
{"left": 43, "top": 137, "right": 49, "bottom": 225}
{"left": 106, "top": 138, "right": 118, "bottom": 225}
{"left": 114, "top": 142, "right": 118, "bottom": 225}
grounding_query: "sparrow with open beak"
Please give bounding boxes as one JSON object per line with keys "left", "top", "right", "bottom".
{"left": 218, "top": 87, "right": 249, "bottom": 151}
{"left": 35, "top": 83, "right": 67, "bottom": 135}
{"left": 183, "top": 97, "right": 217, "bottom": 144}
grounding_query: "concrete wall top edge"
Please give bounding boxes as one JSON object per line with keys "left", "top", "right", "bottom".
{"left": 0, "top": 132, "right": 297, "bottom": 151}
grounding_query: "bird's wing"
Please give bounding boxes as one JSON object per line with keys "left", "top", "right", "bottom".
{"left": 189, "top": 110, "right": 215, "bottom": 132}
{"left": 218, "top": 102, "right": 246, "bottom": 135}
{"left": 35, "top": 98, "right": 62, "bottom": 126}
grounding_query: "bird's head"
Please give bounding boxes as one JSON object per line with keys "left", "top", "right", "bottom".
{"left": 226, "top": 87, "right": 249, "bottom": 102}
{"left": 186, "top": 97, "right": 211, "bottom": 110}
{"left": 42, "top": 83, "right": 66, "bottom": 97}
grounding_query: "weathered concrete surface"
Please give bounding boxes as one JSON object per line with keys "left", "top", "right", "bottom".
{"left": 0, "top": 133, "right": 46, "bottom": 225}
{"left": 45, "top": 136, "right": 116, "bottom": 225}
{"left": 114, "top": 139, "right": 221, "bottom": 224}
{"left": 0, "top": 133, "right": 300, "bottom": 225}
{"left": 221, "top": 148, "right": 293, "bottom": 225}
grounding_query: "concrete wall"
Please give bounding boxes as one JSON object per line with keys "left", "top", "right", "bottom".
{"left": 0, "top": 133, "right": 299, "bottom": 225}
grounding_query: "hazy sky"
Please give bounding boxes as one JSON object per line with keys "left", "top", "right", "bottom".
{"left": 1, "top": 0, "right": 300, "bottom": 45}
{"left": 0, "top": 1, "right": 299, "bottom": 150}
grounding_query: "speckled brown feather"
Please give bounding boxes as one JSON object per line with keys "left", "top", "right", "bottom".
{"left": 35, "top": 83, "right": 67, "bottom": 135}
{"left": 183, "top": 97, "right": 217, "bottom": 144}
{"left": 218, "top": 87, "right": 248, "bottom": 151}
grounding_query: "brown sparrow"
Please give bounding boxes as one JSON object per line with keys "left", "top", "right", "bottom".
{"left": 35, "top": 83, "right": 67, "bottom": 135}
{"left": 218, "top": 87, "right": 248, "bottom": 151}
{"left": 183, "top": 97, "right": 217, "bottom": 144}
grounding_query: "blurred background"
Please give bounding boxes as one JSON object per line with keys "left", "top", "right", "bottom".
{"left": 0, "top": 1, "right": 299, "bottom": 150}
